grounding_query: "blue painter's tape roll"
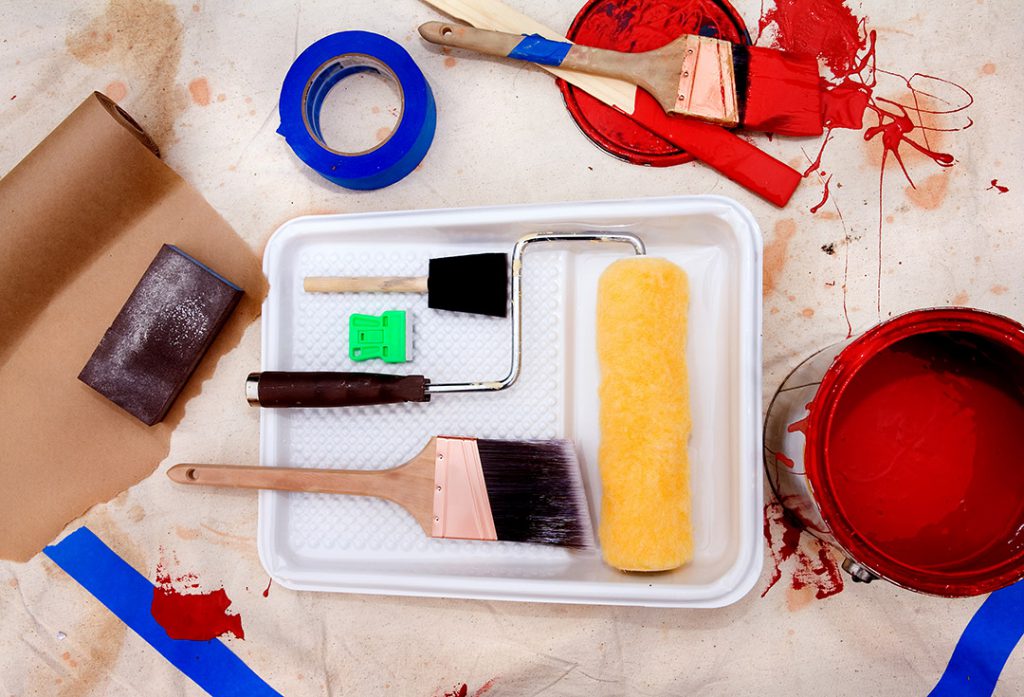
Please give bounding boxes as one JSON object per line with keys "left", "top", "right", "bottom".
{"left": 277, "top": 31, "right": 436, "bottom": 190}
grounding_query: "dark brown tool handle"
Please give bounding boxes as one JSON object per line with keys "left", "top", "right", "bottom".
{"left": 247, "top": 372, "right": 430, "bottom": 408}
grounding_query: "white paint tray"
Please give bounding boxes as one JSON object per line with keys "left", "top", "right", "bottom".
{"left": 256, "top": 196, "right": 763, "bottom": 607}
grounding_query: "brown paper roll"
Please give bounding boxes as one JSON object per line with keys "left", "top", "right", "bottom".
{"left": 0, "top": 92, "right": 266, "bottom": 561}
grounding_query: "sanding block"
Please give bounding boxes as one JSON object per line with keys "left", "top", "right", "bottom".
{"left": 78, "top": 244, "right": 243, "bottom": 425}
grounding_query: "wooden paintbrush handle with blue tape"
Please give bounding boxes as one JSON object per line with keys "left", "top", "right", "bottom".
{"left": 419, "top": 20, "right": 822, "bottom": 136}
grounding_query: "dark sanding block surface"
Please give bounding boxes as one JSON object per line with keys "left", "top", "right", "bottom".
{"left": 78, "top": 244, "right": 243, "bottom": 425}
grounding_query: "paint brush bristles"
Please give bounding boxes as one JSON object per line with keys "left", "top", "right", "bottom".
{"left": 477, "top": 439, "right": 594, "bottom": 548}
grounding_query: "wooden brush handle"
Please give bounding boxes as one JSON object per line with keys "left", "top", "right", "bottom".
{"left": 248, "top": 371, "right": 430, "bottom": 408}
{"left": 168, "top": 463, "right": 408, "bottom": 497}
{"left": 168, "top": 439, "right": 439, "bottom": 534}
{"left": 304, "top": 276, "right": 429, "bottom": 293}
{"left": 418, "top": 21, "right": 651, "bottom": 86}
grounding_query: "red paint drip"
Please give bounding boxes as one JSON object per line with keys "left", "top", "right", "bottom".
{"left": 262, "top": 578, "right": 272, "bottom": 598}
{"left": 762, "top": 500, "right": 844, "bottom": 600}
{"left": 786, "top": 404, "right": 813, "bottom": 435}
{"left": 988, "top": 179, "right": 1009, "bottom": 194}
{"left": 810, "top": 174, "right": 832, "bottom": 214}
{"left": 151, "top": 560, "right": 244, "bottom": 641}
{"left": 775, "top": 451, "right": 796, "bottom": 469}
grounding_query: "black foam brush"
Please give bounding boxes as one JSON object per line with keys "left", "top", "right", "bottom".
{"left": 303, "top": 252, "right": 509, "bottom": 318}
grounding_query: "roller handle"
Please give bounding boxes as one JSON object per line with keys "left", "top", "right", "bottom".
{"left": 303, "top": 276, "right": 429, "bottom": 293}
{"left": 247, "top": 371, "right": 430, "bottom": 408}
{"left": 418, "top": 21, "right": 651, "bottom": 86}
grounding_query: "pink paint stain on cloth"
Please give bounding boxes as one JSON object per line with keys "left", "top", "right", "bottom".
{"left": 150, "top": 555, "right": 244, "bottom": 641}
{"left": 762, "top": 500, "right": 844, "bottom": 601}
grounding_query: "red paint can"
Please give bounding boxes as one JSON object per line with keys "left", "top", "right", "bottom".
{"left": 765, "top": 308, "right": 1024, "bottom": 596}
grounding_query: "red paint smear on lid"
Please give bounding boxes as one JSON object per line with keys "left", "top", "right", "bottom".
{"left": 151, "top": 560, "right": 244, "bottom": 641}
{"left": 762, "top": 500, "right": 844, "bottom": 600}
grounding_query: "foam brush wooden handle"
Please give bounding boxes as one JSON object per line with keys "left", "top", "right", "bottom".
{"left": 418, "top": 21, "right": 656, "bottom": 87}
{"left": 304, "top": 276, "right": 429, "bottom": 293}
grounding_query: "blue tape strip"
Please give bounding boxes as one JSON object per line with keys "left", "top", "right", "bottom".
{"left": 929, "top": 579, "right": 1024, "bottom": 697}
{"left": 507, "top": 34, "right": 573, "bottom": 66}
{"left": 44, "top": 527, "right": 280, "bottom": 697}
{"left": 277, "top": 31, "right": 436, "bottom": 190}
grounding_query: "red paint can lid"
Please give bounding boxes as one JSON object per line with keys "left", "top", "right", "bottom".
{"left": 805, "top": 308, "right": 1024, "bottom": 596}
{"left": 557, "top": 0, "right": 750, "bottom": 167}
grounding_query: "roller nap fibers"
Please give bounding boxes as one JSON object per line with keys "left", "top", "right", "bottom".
{"left": 596, "top": 257, "right": 692, "bottom": 571}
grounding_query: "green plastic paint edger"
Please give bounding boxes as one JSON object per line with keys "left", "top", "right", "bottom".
{"left": 349, "top": 311, "right": 412, "bottom": 364}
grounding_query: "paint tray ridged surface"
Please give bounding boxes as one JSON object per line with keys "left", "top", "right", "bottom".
{"left": 258, "top": 197, "right": 762, "bottom": 607}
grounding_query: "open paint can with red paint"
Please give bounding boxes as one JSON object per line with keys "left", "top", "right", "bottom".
{"left": 765, "top": 308, "right": 1024, "bottom": 596}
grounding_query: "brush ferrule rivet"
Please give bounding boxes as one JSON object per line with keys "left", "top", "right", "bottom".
{"left": 436, "top": 485, "right": 442, "bottom": 491}
{"left": 682, "top": 71, "right": 689, "bottom": 77}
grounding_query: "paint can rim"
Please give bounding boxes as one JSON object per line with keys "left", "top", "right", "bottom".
{"left": 804, "top": 307, "right": 1024, "bottom": 596}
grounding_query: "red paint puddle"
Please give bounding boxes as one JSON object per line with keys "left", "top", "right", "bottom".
{"left": 762, "top": 500, "right": 844, "bottom": 600}
{"left": 988, "top": 179, "right": 1009, "bottom": 194}
{"left": 262, "top": 578, "right": 272, "bottom": 598}
{"left": 760, "top": 0, "right": 973, "bottom": 320}
{"left": 150, "top": 554, "right": 244, "bottom": 641}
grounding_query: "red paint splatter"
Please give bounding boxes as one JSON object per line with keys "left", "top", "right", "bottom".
{"left": 988, "top": 179, "right": 1009, "bottom": 194}
{"left": 775, "top": 450, "right": 795, "bottom": 468}
{"left": 763, "top": 1, "right": 972, "bottom": 321}
{"left": 762, "top": 500, "right": 844, "bottom": 600}
{"left": 444, "top": 685, "right": 468, "bottom": 697}
{"left": 810, "top": 174, "right": 832, "bottom": 213}
{"left": 262, "top": 578, "right": 272, "bottom": 598}
{"left": 150, "top": 557, "right": 244, "bottom": 641}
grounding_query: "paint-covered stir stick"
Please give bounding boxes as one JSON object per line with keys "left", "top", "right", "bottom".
{"left": 419, "top": 21, "right": 823, "bottom": 136}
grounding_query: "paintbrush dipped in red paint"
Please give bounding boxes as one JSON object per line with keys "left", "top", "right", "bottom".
{"left": 419, "top": 21, "right": 823, "bottom": 136}
{"left": 169, "top": 436, "right": 593, "bottom": 548}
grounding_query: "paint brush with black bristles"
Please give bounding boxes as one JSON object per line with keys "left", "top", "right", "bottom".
{"left": 168, "top": 436, "right": 593, "bottom": 548}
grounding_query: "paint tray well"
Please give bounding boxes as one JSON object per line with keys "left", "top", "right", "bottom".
{"left": 257, "top": 196, "right": 763, "bottom": 608}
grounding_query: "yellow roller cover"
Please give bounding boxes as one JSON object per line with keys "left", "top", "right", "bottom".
{"left": 596, "top": 257, "right": 692, "bottom": 571}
